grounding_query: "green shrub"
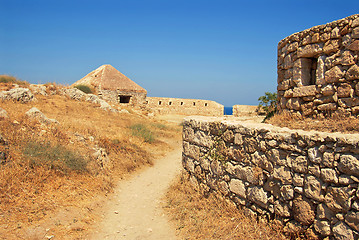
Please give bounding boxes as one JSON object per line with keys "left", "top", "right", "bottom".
{"left": 23, "top": 141, "right": 87, "bottom": 172}
{"left": 151, "top": 123, "right": 167, "bottom": 129}
{"left": 258, "top": 92, "right": 277, "bottom": 122}
{"left": 130, "top": 124, "right": 155, "bottom": 143}
{"left": 74, "top": 85, "right": 93, "bottom": 94}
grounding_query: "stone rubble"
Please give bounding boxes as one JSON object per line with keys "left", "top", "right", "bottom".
{"left": 0, "top": 88, "right": 35, "bottom": 103}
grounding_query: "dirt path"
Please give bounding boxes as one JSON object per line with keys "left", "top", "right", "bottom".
{"left": 91, "top": 140, "right": 182, "bottom": 240}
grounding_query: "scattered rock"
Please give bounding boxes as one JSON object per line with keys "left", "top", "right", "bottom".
{"left": 0, "top": 108, "right": 9, "bottom": 120}
{"left": 25, "top": 107, "right": 59, "bottom": 125}
{"left": 29, "top": 84, "right": 47, "bottom": 96}
{"left": 0, "top": 88, "right": 35, "bottom": 103}
{"left": 60, "top": 88, "right": 85, "bottom": 100}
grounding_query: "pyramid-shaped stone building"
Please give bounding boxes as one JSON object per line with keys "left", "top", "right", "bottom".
{"left": 73, "top": 64, "right": 147, "bottom": 105}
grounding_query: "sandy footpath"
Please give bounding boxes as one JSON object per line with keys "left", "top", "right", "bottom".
{"left": 91, "top": 140, "right": 182, "bottom": 240}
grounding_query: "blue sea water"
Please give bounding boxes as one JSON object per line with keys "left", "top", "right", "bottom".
{"left": 224, "top": 107, "right": 233, "bottom": 115}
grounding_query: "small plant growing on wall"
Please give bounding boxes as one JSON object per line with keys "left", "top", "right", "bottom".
{"left": 258, "top": 92, "right": 277, "bottom": 122}
{"left": 74, "top": 85, "right": 93, "bottom": 94}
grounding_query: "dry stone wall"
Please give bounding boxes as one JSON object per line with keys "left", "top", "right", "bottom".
{"left": 98, "top": 90, "right": 147, "bottom": 106}
{"left": 146, "top": 97, "right": 224, "bottom": 116}
{"left": 278, "top": 14, "right": 359, "bottom": 117}
{"left": 183, "top": 116, "right": 359, "bottom": 239}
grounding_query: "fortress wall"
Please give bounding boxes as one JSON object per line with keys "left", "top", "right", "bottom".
{"left": 146, "top": 97, "right": 224, "bottom": 116}
{"left": 232, "top": 105, "right": 258, "bottom": 117}
{"left": 277, "top": 14, "right": 359, "bottom": 117}
{"left": 183, "top": 116, "right": 359, "bottom": 239}
{"left": 99, "top": 90, "right": 147, "bottom": 106}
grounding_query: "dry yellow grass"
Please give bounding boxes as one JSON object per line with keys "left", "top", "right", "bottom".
{"left": 0, "top": 84, "right": 180, "bottom": 239}
{"left": 164, "top": 173, "right": 286, "bottom": 240}
{"left": 268, "top": 111, "right": 359, "bottom": 134}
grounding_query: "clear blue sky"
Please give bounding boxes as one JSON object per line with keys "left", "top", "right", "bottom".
{"left": 1, "top": 0, "right": 357, "bottom": 106}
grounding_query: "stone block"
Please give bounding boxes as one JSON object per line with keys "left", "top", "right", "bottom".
{"left": 325, "top": 186, "right": 352, "bottom": 212}
{"left": 345, "top": 64, "right": 359, "bottom": 81}
{"left": 321, "top": 84, "right": 335, "bottom": 96}
{"left": 286, "top": 98, "right": 301, "bottom": 110}
{"left": 292, "top": 85, "right": 317, "bottom": 97}
{"left": 274, "top": 200, "right": 291, "bottom": 217}
{"left": 247, "top": 186, "right": 268, "bottom": 208}
{"left": 333, "top": 222, "right": 354, "bottom": 240}
{"left": 287, "top": 42, "right": 298, "bottom": 52}
{"left": 314, "top": 219, "right": 331, "bottom": 236}
{"left": 348, "top": 40, "right": 359, "bottom": 51}
{"left": 273, "top": 166, "right": 292, "bottom": 184}
{"left": 229, "top": 179, "right": 246, "bottom": 198}
{"left": 337, "top": 83, "right": 353, "bottom": 98}
{"left": 352, "top": 27, "right": 359, "bottom": 38}
{"left": 280, "top": 185, "right": 294, "bottom": 200}
{"left": 352, "top": 18, "right": 359, "bottom": 27}
{"left": 345, "top": 211, "right": 359, "bottom": 232}
{"left": 338, "top": 154, "right": 359, "bottom": 177}
{"left": 317, "top": 103, "right": 337, "bottom": 111}
{"left": 323, "top": 39, "right": 340, "bottom": 54}
{"left": 324, "top": 66, "right": 344, "bottom": 83}
{"left": 317, "top": 203, "right": 335, "bottom": 220}
{"left": 291, "top": 156, "right": 308, "bottom": 173}
{"left": 304, "top": 175, "right": 323, "bottom": 201}
{"left": 338, "top": 97, "right": 359, "bottom": 108}
{"left": 297, "top": 44, "right": 322, "bottom": 58}
{"left": 321, "top": 168, "right": 338, "bottom": 183}
{"left": 335, "top": 51, "right": 355, "bottom": 66}
{"left": 293, "top": 195, "right": 315, "bottom": 225}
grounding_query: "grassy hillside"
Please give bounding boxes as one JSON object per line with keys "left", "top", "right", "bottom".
{"left": 0, "top": 82, "right": 181, "bottom": 239}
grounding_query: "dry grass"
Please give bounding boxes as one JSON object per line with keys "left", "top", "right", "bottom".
{"left": 164, "top": 173, "right": 286, "bottom": 240}
{"left": 0, "top": 84, "right": 180, "bottom": 239}
{"left": 268, "top": 112, "right": 359, "bottom": 134}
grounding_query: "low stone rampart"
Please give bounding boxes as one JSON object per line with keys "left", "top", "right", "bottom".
{"left": 182, "top": 116, "right": 359, "bottom": 239}
{"left": 146, "top": 97, "right": 224, "bottom": 116}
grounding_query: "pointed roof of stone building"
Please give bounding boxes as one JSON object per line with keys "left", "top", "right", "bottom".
{"left": 73, "top": 64, "right": 147, "bottom": 93}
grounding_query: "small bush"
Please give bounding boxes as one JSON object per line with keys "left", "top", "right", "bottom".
{"left": 23, "top": 141, "right": 87, "bottom": 172}
{"left": 0, "top": 75, "right": 28, "bottom": 85}
{"left": 130, "top": 124, "right": 155, "bottom": 143}
{"left": 258, "top": 92, "right": 277, "bottom": 122}
{"left": 151, "top": 123, "right": 167, "bottom": 129}
{"left": 74, "top": 85, "right": 93, "bottom": 94}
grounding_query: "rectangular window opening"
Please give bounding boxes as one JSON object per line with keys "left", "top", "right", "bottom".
{"left": 181, "top": 102, "right": 184, "bottom": 105}
{"left": 204, "top": 103, "right": 208, "bottom": 107}
{"left": 193, "top": 102, "right": 196, "bottom": 106}
{"left": 169, "top": 102, "right": 172, "bottom": 105}
{"left": 119, "top": 95, "right": 131, "bottom": 103}
{"left": 159, "top": 101, "right": 162, "bottom": 105}
{"left": 301, "top": 57, "right": 317, "bottom": 86}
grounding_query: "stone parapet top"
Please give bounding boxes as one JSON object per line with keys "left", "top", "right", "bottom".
{"left": 278, "top": 14, "right": 359, "bottom": 48}
{"left": 184, "top": 116, "right": 359, "bottom": 143}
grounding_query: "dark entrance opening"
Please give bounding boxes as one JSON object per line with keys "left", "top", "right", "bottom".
{"left": 119, "top": 95, "right": 131, "bottom": 103}
{"left": 301, "top": 58, "right": 318, "bottom": 85}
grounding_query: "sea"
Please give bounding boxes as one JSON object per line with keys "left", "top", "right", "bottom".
{"left": 224, "top": 107, "right": 233, "bottom": 115}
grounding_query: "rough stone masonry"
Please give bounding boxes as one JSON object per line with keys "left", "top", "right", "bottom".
{"left": 182, "top": 116, "right": 359, "bottom": 239}
{"left": 277, "top": 14, "right": 359, "bottom": 117}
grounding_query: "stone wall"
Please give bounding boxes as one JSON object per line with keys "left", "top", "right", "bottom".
{"left": 278, "top": 14, "right": 359, "bottom": 117}
{"left": 146, "top": 97, "right": 224, "bottom": 116}
{"left": 232, "top": 105, "right": 258, "bottom": 117}
{"left": 99, "top": 89, "right": 147, "bottom": 106}
{"left": 182, "top": 116, "right": 359, "bottom": 239}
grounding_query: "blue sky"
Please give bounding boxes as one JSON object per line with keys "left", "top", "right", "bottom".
{"left": 1, "top": 0, "right": 357, "bottom": 106}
